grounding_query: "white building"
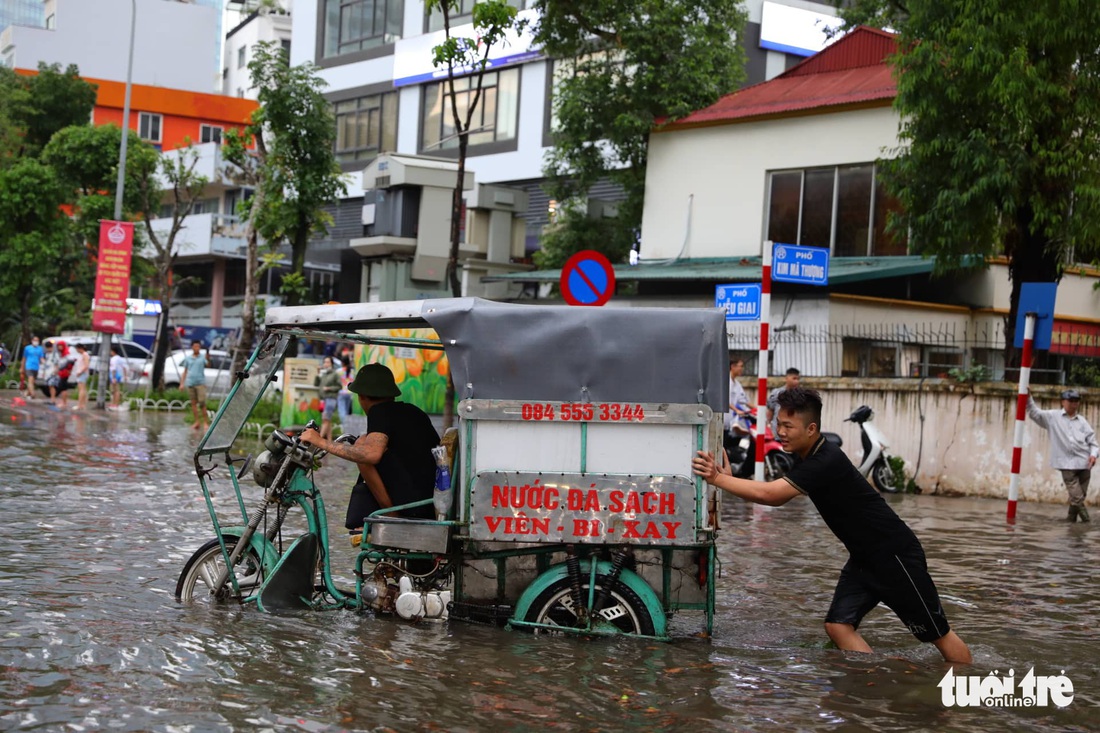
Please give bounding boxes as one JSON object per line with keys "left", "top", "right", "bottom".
{"left": 281, "top": 0, "right": 843, "bottom": 303}
{"left": 1, "top": 0, "right": 221, "bottom": 92}
{"left": 223, "top": 0, "right": 292, "bottom": 98}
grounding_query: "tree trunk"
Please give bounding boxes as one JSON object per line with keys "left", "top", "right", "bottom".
{"left": 233, "top": 213, "right": 263, "bottom": 378}
{"left": 441, "top": 135, "right": 469, "bottom": 429}
{"left": 150, "top": 268, "right": 173, "bottom": 390}
{"left": 288, "top": 213, "right": 310, "bottom": 307}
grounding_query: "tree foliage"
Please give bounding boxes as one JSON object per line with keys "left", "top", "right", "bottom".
{"left": 531, "top": 0, "right": 747, "bottom": 269}
{"left": 0, "top": 159, "right": 75, "bottom": 345}
{"left": 241, "top": 41, "right": 345, "bottom": 307}
{"left": 427, "top": 0, "right": 526, "bottom": 297}
{"left": 883, "top": 1, "right": 1100, "bottom": 346}
{"left": 0, "top": 63, "right": 98, "bottom": 161}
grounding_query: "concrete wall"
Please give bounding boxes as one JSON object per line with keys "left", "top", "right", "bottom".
{"left": 640, "top": 105, "right": 901, "bottom": 260}
{"left": 744, "top": 379, "right": 1099, "bottom": 506}
{"left": 6, "top": 0, "right": 219, "bottom": 93}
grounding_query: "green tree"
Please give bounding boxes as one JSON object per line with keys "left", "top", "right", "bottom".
{"left": 883, "top": 1, "right": 1100, "bottom": 350}
{"left": 426, "top": 0, "right": 527, "bottom": 298}
{"left": 240, "top": 41, "right": 346, "bottom": 308}
{"left": 0, "top": 159, "right": 75, "bottom": 347}
{"left": 134, "top": 145, "right": 209, "bottom": 389}
{"left": 0, "top": 63, "right": 98, "bottom": 161}
{"left": 531, "top": 0, "right": 747, "bottom": 269}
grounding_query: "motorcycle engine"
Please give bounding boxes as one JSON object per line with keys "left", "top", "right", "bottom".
{"left": 252, "top": 449, "right": 282, "bottom": 488}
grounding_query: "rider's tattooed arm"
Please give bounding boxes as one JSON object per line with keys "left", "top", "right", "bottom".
{"left": 301, "top": 428, "right": 388, "bottom": 465}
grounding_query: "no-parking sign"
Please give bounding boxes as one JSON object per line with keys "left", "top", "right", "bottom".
{"left": 561, "top": 250, "right": 616, "bottom": 306}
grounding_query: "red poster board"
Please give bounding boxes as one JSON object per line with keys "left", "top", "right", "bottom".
{"left": 92, "top": 221, "right": 134, "bottom": 335}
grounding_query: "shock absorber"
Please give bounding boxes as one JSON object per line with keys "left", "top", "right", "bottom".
{"left": 565, "top": 545, "right": 585, "bottom": 620}
{"left": 592, "top": 548, "right": 631, "bottom": 616}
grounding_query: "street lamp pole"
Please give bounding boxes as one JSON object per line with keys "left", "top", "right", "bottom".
{"left": 97, "top": 0, "right": 137, "bottom": 409}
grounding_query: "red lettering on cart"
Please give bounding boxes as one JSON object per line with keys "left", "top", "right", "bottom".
{"left": 483, "top": 514, "right": 551, "bottom": 536}
{"left": 621, "top": 520, "right": 682, "bottom": 540}
{"left": 490, "top": 481, "right": 559, "bottom": 510}
{"left": 572, "top": 518, "right": 603, "bottom": 537}
{"left": 607, "top": 491, "right": 676, "bottom": 514}
{"left": 567, "top": 488, "right": 601, "bottom": 511}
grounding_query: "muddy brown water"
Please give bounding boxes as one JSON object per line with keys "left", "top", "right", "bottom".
{"left": 0, "top": 399, "right": 1097, "bottom": 731}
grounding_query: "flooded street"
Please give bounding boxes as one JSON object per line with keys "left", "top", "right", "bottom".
{"left": 1, "top": 398, "right": 1097, "bottom": 731}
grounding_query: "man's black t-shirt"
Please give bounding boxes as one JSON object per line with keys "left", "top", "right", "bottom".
{"left": 782, "top": 436, "right": 919, "bottom": 560}
{"left": 357, "top": 400, "right": 439, "bottom": 521}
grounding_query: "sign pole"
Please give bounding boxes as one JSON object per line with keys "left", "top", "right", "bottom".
{"left": 1007, "top": 312, "right": 1037, "bottom": 523}
{"left": 754, "top": 242, "right": 772, "bottom": 482}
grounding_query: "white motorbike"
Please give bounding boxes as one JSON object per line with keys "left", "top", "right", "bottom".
{"left": 845, "top": 405, "right": 898, "bottom": 493}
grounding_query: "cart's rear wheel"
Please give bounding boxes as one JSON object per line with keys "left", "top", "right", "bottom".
{"left": 522, "top": 573, "right": 656, "bottom": 636}
{"left": 176, "top": 537, "right": 264, "bottom": 604}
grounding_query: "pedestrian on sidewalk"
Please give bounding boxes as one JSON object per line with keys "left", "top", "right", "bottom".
{"left": 179, "top": 340, "right": 211, "bottom": 431}
{"left": 109, "top": 346, "right": 127, "bottom": 407}
{"left": 21, "top": 336, "right": 44, "bottom": 399}
{"left": 72, "top": 343, "right": 91, "bottom": 410}
{"left": 1027, "top": 389, "right": 1098, "bottom": 522}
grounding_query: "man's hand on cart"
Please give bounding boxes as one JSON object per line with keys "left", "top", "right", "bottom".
{"left": 693, "top": 449, "right": 731, "bottom": 486}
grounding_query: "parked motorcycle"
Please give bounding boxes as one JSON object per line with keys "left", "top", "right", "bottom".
{"left": 724, "top": 408, "right": 793, "bottom": 481}
{"left": 845, "top": 405, "right": 898, "bottom": 493}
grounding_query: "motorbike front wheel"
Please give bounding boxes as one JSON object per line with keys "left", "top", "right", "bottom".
{"left": 765, "top": 450, "right": 794, "bottom": 481}
{"left": 176, "top": 537, "right": 265, "bottom": 604}
{"left": 871, "top": 460, "right": 899, "bottom": 494}
{"left": 522, "top": 573, "right": 656, "bottom": 636}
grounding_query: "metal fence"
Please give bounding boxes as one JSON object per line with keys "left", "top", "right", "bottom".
{"left": 727, "top": 320, "right": 1100, "bottom": 384}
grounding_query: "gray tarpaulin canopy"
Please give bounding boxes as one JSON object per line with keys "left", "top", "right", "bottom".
{"left": 265, "top": 298, "right": 728, "bottom": 412}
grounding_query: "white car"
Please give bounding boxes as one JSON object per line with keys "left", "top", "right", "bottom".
{"left": 164, "top": 349, "right": 282, "bottom": 396}
{"left": 43, "top": 336, "right": 152, "bottom": 386}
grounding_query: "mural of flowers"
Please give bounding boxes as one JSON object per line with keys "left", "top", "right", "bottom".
{"left": 360, "top": 328, "right": 450, "bottom": 415}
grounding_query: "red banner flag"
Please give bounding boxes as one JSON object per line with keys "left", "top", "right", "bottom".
{"left": 92, "top": 220, "right": 134, "bottom": 334}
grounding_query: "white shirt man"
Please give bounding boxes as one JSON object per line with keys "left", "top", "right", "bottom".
{"left": 1027, "top": 389, "right": 1099, "bottom": 522}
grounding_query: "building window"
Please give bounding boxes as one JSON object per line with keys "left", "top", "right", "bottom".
{"left": 426, "top": 0, "right": 527, "bottom": 32}
{"left": 322, "top": 0, "right": 403, "bottom": 59}
{"left": 200, "top": 125, "right": 223, "bottom": 144}
{"left": 237, "top": 46, "right": 247, "bottom": 69}
{"left": 765, "top": 164, "right": 907, "bottom": 256}
{"left": 334, "top": 92, "right": 398, "bottom": 163}
{"left": 280, "top": 39, "right": 292, "bottom": 58}
{"left": 420, "top": 67, "right": 519, "bottom": 152}
{"left": 138, "top": 112, "right": 162, "bottom": 143}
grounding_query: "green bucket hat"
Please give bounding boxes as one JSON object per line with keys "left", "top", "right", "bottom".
{"left": 348, "top": 363, "right": 401, "bottom": 397}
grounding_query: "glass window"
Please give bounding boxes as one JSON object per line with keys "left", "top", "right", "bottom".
{"left": 322, "top": 0, "right": 403, "bottom": 59}
{"left": 200, "top": 125, "right": 223, "bottom": 144}
{"left": 764, "top": 163, "right": 907, "bottom": 255}
{"left": 427, "top": 0, "right": 527, "bottom": 32}
{"left": 334, "top": 91, "right": 398, "bottom": 163}
{"left": 766, "top": 171, "right": 801, "bottom": 245}
{"left": 872, "top": 174, "right": 907, "bottom": 256}
{"left": 237, "top": 46, "right": 247, "bottom": 69}
{"left": 138, "top": 113, "right": 162, "bottom": 142}
{"left": 834, "top": 164, "right": 873, "bottom": 256}
{"left": 799, "top": 168, "right": 834, "bottom": 249}
{"left": 421, "top": 67, "right": 520, "bottom": 151}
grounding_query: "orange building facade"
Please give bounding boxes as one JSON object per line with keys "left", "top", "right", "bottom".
{"left": 16, "top": 68, "right": 257, "bottom": 149}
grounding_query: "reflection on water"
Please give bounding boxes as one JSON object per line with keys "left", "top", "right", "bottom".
{"left": 0, "top": 399, "right": 1097, "bottom": 731}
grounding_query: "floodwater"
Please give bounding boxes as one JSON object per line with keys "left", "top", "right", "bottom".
{"left": 0, "top": 397, "right": 1097, "bottom": 732}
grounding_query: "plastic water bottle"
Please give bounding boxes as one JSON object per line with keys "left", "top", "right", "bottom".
{"left": 433, "top": 466, "right": 452, "bottom": 520}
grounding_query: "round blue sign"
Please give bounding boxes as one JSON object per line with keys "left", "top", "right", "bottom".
{"left": 561, "top": 250, "right": 616, "bottom": 306}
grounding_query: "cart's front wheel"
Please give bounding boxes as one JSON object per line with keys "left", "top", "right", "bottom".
{"left": 522, "top": 573, "right": 656, "bottom": 636}
{"left": 176, "top": 537, "right": 265, "bottom": 604}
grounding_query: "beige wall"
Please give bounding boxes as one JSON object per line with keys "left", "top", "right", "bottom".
{"left": 745, "top": 379, "right": 1098, "bottom": 506}
{"left": 640, "top": 105, "right": 901, "bottom": 261}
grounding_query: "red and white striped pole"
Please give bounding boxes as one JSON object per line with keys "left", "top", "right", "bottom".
{"left": 1007, "top": 313, "right": 1037, "bottom": 523}
{"left": 755, "top": 241, "right": 772, "bottom": 482}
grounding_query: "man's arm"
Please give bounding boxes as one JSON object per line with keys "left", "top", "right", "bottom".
{"left": 1085, "top": 420, "right": 1099, "bottom": 467}
{"left": 1026, "top": 394, "right": 1049, "bottom": 428}
{"left": 300, "top": 428, "right": 388, "bottom": 465}
{"left": 692, "top": 450, "right": 801, "bottom": 506}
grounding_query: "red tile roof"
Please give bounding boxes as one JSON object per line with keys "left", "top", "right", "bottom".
{"left": 661, "top": 26, "right": 899, "bottom": 130}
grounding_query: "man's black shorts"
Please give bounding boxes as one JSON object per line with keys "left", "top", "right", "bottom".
{"left": 825, "top": 543, "right": 951, "bottom": 643}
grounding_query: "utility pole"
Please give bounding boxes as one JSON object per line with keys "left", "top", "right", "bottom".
{"left": 97, "top": 0, "right": 137, "bottom": 408}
